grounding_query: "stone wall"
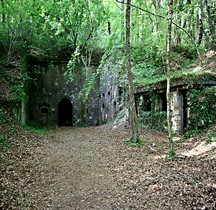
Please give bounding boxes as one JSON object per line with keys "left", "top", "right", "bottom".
{"left": 28, "top": 64, "right": 100, "bottom": 127}
{"left": 135, "top": 90, "right": 186, "bottom": 135}
{"left": 171, "top": 90, "right": 184, "bottom": 135}
{"left": 99, "top": 62, "right": 120, "bottom": 124}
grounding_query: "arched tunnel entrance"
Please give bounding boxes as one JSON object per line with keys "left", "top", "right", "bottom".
{"left": 58, "top": 98, "right": 73, "bottom": 126}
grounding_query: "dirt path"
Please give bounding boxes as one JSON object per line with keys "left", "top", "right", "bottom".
{"left": 32, "top": 126, "right": 129, "bottom": 209}
{"left": 1, "top": 126, "right": 215, "bottom": 209}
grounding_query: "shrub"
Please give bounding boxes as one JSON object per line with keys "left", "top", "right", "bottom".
{"left": 186, "top": 87, "right": 216, "bottom": 130}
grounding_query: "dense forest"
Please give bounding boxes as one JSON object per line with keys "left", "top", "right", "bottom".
{"left": 0, "top": 0, "right": 215, "bottom": 150}
{"left": 0, "top": 0, "right": 215, "bottom": 100}
{"left": 0, "top": 0, "right": 216, "bottom": 209}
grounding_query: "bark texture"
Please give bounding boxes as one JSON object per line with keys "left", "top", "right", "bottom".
{"left": 198, "top": 0, "right": 204, "bottom": 45}
{"left": 126, "top": 0, "right": 139, "bottom": 143}
{"left": 166, "top": 0, "right": 175, "bottom": 158}
{"left": 205, "top": 0, "right": 215, "bottom": 49}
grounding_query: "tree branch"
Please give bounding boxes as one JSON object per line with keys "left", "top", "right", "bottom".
{"left": 116, "top": 0, "right": 203, "bottom": 65}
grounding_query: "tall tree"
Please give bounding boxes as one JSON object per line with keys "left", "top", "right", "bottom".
{"left": 205, "top": 0, "right": 215, "bottom": 49}
{"left": 120, "top": 0, "right": 125, "bottom": 41}
{"left": 166, "top": 0, "right": 175, "bottom": 159}
{"left": 126, "top": 0, "right": 140, "bottom": 143}
{"left": 1, "top": 0, "right": 5, "bottom": 25}
{"left": 198, "top": 0, "right": 204, "bottom": 45}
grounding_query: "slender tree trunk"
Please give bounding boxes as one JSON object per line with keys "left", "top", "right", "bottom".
{"left": 205, "top": 0, "right": 215, "bottom": 49}
{"left": 108, "top": 21, "right": 111, "bottom": 35}
{"left": 166, "top": 0, "right": 175, "bottom": 158}
{"left": 120, "top": 0, "right": 125, "bottom": 41}
{"left": 152, "top": 0, "right": 159, "bottom": 33}
{"left": 1, "top": 0, "right": 5, "bottom": 25}
{"left": 198, "top": 0, "right": 204, "bottom": 45}
{"left": 126, "top": 0, "right": 139, "bottom": 143}
{"left": 174, "top": 0, "right": 184, "bottom": 44}
{"left": 116, "top": 0, "right": 203, "bottom": 64}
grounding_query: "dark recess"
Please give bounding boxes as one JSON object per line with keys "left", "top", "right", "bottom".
{"left": 58, "top": 98, "right": 73, "bottom": 126}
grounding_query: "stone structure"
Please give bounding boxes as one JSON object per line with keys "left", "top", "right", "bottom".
{"left": 28, "top": 60, "right": 119, "bottom": 127}
{"left": 26, "top": 51, "right": 216, "bottom": 133}
{"left": 135, "top": 79, "right": 216, "bottom": 135}
{"left": 171, "top": 90, "right": 184, "bottom": 135}
{"left": 99, "top": 62, "right": 119, "bottom": 123}
{"left": 28, "top": 64, "right": 96, "bottom": 126}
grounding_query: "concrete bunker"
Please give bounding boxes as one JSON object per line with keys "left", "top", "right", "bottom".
{"left": 58, "top": 98, "right": 73, "bottom": 126}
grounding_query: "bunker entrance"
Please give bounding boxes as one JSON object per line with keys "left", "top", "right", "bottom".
{"left": 58, "top": 98, "right": 73, "bottom": 126}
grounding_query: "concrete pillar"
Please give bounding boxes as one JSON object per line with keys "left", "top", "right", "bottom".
{"left": 171, "top": 90, "right": 184, "bottom": 135}
{"left": 155, "top": 94, "right": 163, "bottom": 111}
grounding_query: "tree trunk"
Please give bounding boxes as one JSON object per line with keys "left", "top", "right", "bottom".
{"left": 1, "top": 0, "right": 5, "bottom": 25}
{"left": 108, "top": 21, "right": 111, "bottom": 35}
{"left": 119, "top": 0, "right": 125, "bottom": 41}
{"left": 198, "top": 0, "right": 204, "bottom": 45}
{"left": 166, "top": 0, "right": 175, "bottom": 158}
{"left": 205, "top": 0, "right": 215, "bottom": 49}
{"left": 126, "top": 0, "right": 139, "bottom": 143}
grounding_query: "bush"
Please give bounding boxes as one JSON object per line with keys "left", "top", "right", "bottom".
{"left": 139, "top": 111, "right": 167, "bottom": 133}
{"left": 186, "top": 87, "right": 216, "bottom": 130}
{"left": 0, "top": 108, "right": 9, "bottom": 125}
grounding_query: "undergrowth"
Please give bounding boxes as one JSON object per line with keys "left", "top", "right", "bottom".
{"left": 0, "top": 135, "right": 9, "bottom": 162}
{"left": 165, "top": 151, "right": 178, "bottom": 161}
{"left": 124, "top": 138, "right": 146, "bottom": 147}
{"left": 182, "top": 124, "right": 216, "bottom": 146}
{"left": 183, "top": 128, "right": 206, "bottom": 139}
{"left": 206, "top": 126, "right": 216, "bottom": 145}
{"left": 23, "top": 125, "right": 48, "bottom": 135}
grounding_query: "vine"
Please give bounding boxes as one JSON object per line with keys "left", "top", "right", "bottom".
{"left": 138, "top": 91, "right": 167, "bottom": 133}
{"left": 186, "top": 87, "right": 216, "bottom": 130}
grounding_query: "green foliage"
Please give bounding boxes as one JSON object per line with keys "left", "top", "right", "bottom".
{"left": 171, "top": 44, "right": 198, "bottom": 59}
{"left": 0, "top": 135, "right": 9, "bottom": 162}
{"left": 124, "top": 138, "right": 146, "bottom": 147}
{"left": 165, "top": 150, "right": 177, "bottom": 161}
{"left": 186, "top": 87, "right": 216, "bottom": 131}
{"left": 0, "top": 0, "right": 215, "bottom": 132}
{"left": 129, "top": 36, "right": 166, "bottom": 86}
{"left": 139, "top": 111, "right": 167, "bottom": 133}
{"left": 0, "top": 109, "right": 9, "bottom": 125}
{"left": 23, "top": 125, "right": 48, "bottom": 135}
{"left": 10, "top": 84, "right": 27, "bottom": 103}
{"left": 138, "top": 91, "right": 167, "bottom": 132}
{"left": 0, "top": 109, "right": 15, "bottom": 132}
{"left": 66, "top": 47, "right": 81, "bottom": 80}
{"left": 132, "top": 62, "right": 161, "bottom": 85}
{"left": 0, "top": 135, "right": 9, "bottom": 149}
{"left": 183, "top": 128, "right": 204, "bottom": 139}
{"left": 206, "top": 127, "right": 216, "bottom": 145}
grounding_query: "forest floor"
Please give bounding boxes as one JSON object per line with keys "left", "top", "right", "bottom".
{"left": 0, "top": 123, "right": 216, "bottom": 209}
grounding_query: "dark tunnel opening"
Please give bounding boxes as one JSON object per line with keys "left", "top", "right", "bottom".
{"left": 58, "top": 98, "right": 73, "bottom": 126}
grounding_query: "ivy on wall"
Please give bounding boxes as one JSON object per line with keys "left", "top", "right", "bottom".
{"left": 139, "top": 111, "right": 167, "bottom": 132}
{"left": 186, "top": 87, "right": 216, "bottom": 130}
{"left": 137, "top": 91, "right": 167, "bottom": 132}
{"left": 137, "top": 86, "right": 216, "bottom": 134}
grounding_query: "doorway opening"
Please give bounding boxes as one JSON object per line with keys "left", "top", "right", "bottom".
{"left": 58, "top": 98, "right": 73, "bottom": 126}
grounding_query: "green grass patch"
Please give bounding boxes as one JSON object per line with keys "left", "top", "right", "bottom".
{"left": 206, "top": 128, "right": 216, "bottom": 145}
{"left": 23, "top": 125, "right": 48, "bottom": 135}
{"left": 0, "top": 135, "right": 9, "bottom": 150}
{"left": 165, "top": 151, "right": 178, "bottom": 161}
{"left": 124, "top": 138, "right": 146, "bottom": 147}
